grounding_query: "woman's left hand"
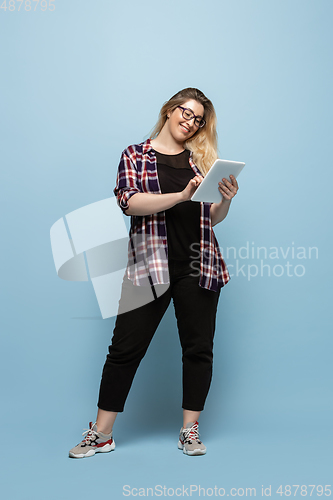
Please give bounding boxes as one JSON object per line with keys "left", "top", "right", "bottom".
{"left": 218, "top": 175, "right": 239, "bottom": 201}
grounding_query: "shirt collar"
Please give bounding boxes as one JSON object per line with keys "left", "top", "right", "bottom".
{"left": 142, "top": 138, "right": 193, "bottom": 159}
{"left": 143, "top": 138, "right": 154, "bottom": 155}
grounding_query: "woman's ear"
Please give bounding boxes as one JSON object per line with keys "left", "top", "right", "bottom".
{"left": 166, "top": 107, "right": 174, "bottom": 119}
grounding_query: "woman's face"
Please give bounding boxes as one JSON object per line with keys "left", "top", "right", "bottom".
{"left": 167, "top": 99, "right": 205, "bottom": 143}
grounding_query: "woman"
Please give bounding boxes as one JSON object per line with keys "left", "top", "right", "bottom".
{"left": 69, "top": 88, "right": 239, "bottom": 458}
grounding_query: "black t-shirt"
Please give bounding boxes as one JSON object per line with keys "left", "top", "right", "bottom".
{"left": 155, "top": 149, "right": 201, "bottom": 261}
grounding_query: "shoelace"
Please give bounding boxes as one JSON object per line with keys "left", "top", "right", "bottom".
{"left": 183, "top": 422, "right": 201, "bottom": 443}
{"left": 82, "top": 422, "right": 98, "bottom": 444}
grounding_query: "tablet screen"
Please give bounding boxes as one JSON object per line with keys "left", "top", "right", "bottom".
{"left": 191, "top": 159, "right": 245, "bottom": 203}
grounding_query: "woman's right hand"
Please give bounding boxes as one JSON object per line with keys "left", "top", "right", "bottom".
{"left": 181, "top": 175, "right": 203, "bottom": 201}
{"left": 125, "top": 174, "right": 204, "bottom": 216}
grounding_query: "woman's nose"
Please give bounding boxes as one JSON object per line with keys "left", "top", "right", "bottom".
{"left": 186, "top": 116, "right": 196, "bottom": 127}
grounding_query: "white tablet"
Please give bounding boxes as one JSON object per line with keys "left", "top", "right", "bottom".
{"left": 191, "top": 159, "right": 245, "bottom": 203}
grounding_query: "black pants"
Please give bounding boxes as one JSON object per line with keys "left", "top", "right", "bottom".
{"left": 98, "top": 259, "right": 221, "bottom": 412}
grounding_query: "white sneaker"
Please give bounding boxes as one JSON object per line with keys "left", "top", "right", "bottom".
{"left": 69, "top": 422, "right": 115, "bottom": 458}
{"left": 178, "top": 421, "right": 206, "bottom": 456}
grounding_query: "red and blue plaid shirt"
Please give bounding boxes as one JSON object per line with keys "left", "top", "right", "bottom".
{"left": 114, "top": 139, "right": 230, "bottom": 292}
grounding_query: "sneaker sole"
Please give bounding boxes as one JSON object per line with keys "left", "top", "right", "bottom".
{"left": 69, "top": 440, "right": 116, "bottom": 459}
{"left": 178, "top": 440, "right": 206, "bottom": 456}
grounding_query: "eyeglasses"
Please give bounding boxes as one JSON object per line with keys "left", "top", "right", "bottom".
{"left": 177, "top": 106, "right": 206, "bottom": 128}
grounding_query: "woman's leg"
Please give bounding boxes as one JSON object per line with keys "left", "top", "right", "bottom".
{"left": 183, "top": 409, "right": 201, "bottom": 427}
{"left": 173, "top": 263, "right": 221, "bottom": 456}
{"left": 96, "top": 409, "right": 118, "bottom": 434}
{"left": 98, "top": 275, "right": 172, "bottom": 413}
{"left": 171, "top": 262, "right": 221, "bottom": 412}
{"left": 69, "top": 276, "right": 172, "bottom": 458}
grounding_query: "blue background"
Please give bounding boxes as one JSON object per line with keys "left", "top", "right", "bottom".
{"left": 1, "top": 0, "right": 332, "bottom": 498}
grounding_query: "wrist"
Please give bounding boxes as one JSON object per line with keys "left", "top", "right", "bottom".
{"left": 178, "top": 191, "right": 187, "bottom": 203}
{"left": 220, "top": 196, "right": 232, "bottom": 206}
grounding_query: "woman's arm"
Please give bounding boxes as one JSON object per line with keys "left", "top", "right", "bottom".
{"left": 210, "top": 175, "right": 239, "bottom": 227}
{"left": 125, "top": 175, "right": 203, "bottom": 216}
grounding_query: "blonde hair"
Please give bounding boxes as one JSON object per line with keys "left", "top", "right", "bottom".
{"left": 149, "top": 88, "right": 218, "bottom": 176}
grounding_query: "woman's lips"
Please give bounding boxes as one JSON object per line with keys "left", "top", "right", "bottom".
{"left": 180, "top": 124, "right": 190, "bottom": 133}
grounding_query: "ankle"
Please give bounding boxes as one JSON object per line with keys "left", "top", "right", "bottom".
{"left": 96, "top": 424, "right": 113, "bottom": 435}
{"left": 183, "top": 420, "right": 198, "bottom": 428}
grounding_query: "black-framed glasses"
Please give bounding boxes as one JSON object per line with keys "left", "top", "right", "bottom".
{"left": 178, "top": 106, "right": 206, "bottom": 128}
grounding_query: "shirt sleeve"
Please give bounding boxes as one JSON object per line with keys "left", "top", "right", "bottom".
{"left": 113, "top": 149, "right": 141, "bottom": 215}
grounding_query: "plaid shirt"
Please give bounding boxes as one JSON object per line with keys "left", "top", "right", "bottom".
{"left": 114, "top": 139, "right": 230, "bottom": 292}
